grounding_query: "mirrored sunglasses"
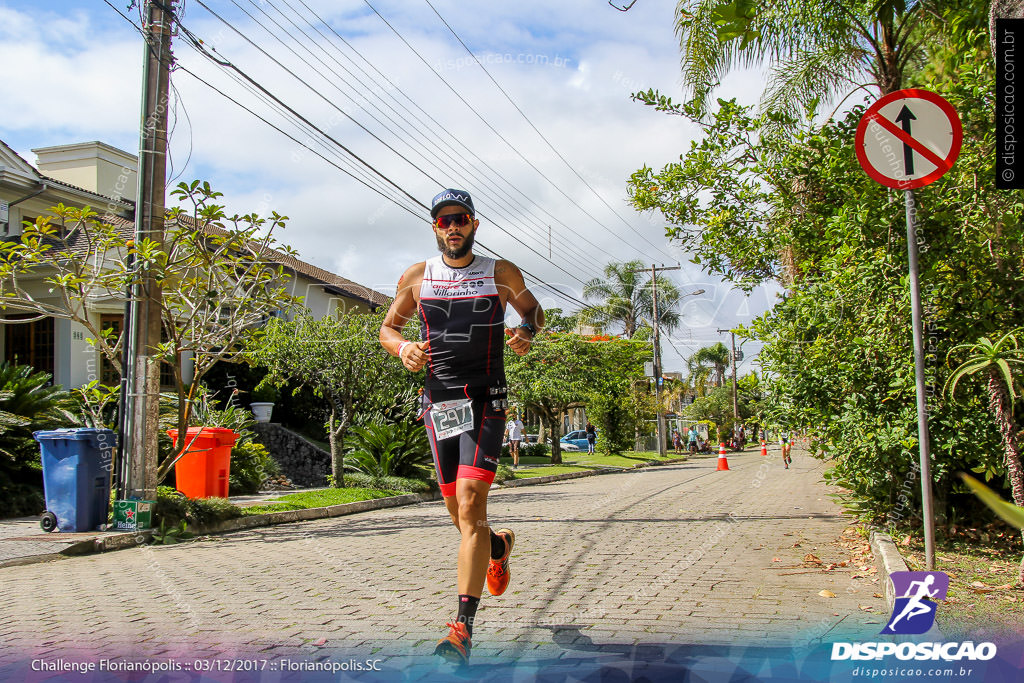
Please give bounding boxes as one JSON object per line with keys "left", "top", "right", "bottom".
{"left": 435, "top": 213, "right": 472, "bottom": 230}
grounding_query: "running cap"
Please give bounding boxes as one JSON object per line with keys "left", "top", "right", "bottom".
{"left": 430, "top": 188, "right": 474, "bottom": 218}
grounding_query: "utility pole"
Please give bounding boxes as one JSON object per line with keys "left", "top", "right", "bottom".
{"left": 629, "top": 264, "right": 680, "bottom": 457}
{"left": 124, "top": 0, "right": 174, "bottom": 500}
{"left": 717, "top": 328, "right": 740, "bottom": 437}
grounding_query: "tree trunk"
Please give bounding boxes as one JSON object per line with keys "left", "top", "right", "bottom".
{"left": 987, "top": 371, "right": 1024, "bottom": 584}
{"left": 991, "top": 1, "right": 1024, "bottom": 62}
{"left": 549, "top": 417, "right": 564, "bottom": 464}
{"left": 328, "top": 408, "right": 343, "bottom": 488}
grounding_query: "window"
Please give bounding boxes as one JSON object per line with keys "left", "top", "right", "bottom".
{"left": 99, "top": 314, "right": 175, "bottom": 388}
{"left": 4, "top": 314, "right": 55, "bottom": 377}
{"left": 100, "top": 314, "right": 122, "bottom": 386}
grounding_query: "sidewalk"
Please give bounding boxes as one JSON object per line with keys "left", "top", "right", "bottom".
{"left": 0, "top": 488, "right": 310, "bottom": 567}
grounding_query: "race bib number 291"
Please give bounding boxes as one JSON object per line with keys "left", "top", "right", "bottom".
{"left": 431, "top": 399, "right": 474, "bottom": 440}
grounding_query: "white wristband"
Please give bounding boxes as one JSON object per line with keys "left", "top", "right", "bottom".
{"left": 398, "top": 341, "right": 411, "bottom": 358}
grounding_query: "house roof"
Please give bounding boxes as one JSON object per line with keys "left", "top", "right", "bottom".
{"left": 54, "top": 212, "right": 391, "bottom": 310}
{"left": 0, "top": 139, "right": 132, "bottom": 208}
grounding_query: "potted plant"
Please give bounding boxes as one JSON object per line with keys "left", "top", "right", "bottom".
{"left": 249, "top": 382, "right": 279, "bottom": 423}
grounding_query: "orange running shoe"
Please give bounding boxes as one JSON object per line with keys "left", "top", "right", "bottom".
{"left": 433, "top": 621, "right": 471, "bottom": 664}
{"left": 486, "top": 528, "right": 515, "bottom": 596}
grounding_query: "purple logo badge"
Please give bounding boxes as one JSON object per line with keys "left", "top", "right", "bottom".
{"left": 880, "top": 571, "right": 948, "bottom": 635}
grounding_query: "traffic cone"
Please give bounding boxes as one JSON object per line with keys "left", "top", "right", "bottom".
{"left": 760, "top": 441, "right": 768, "bottom": 457}
{"left": 716, "top": 443, "right": 730, "bottom": 471}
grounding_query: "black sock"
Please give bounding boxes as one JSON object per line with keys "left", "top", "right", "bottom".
{"left": 489, "top": 529, "right": 506, "bottom": 560}
{"left": 457, "top": 595, "right": 479, "bottom": 637}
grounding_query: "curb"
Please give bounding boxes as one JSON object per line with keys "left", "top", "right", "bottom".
{"left": 869, "top": 529, "right": 910, "bottom": 611}
{"left": 2, "top": 457, "right": 689, "bottom": 568}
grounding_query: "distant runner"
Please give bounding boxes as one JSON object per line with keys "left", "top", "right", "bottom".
{"left": 380, "top": 188, "right": 544, "bottom": 665}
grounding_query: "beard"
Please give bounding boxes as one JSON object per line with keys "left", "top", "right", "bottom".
{"left": 436, "top": 228, "right": 475, "bottom": 260}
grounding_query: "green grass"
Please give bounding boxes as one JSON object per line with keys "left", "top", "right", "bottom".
{"left": 511, "top": 465, "right": 594, "bottom": 478}
{"left": 564, "top": 450, "right": 684, "bottom": 468}
{"left": 241, "top": 487, "right": 404, "bottom": 515}
{"left": 500, "top": 449, "right": 683, "bottom": 470}
{"left": 903, "top": 534, "right": 1024, "bottom": 642}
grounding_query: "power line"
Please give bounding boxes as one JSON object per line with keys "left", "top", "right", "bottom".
{"left": 188, "top": 0, "right": 594, "bottom": 285}
{"left": 281, "top": 0, "right": 635, "bottom": 270}
{"left": 359, "top": 0, "right": 674, "bottom": 263}
{"left": 422, "top": 0, "right": 676, "bottom": 260}
{"left": 107, "top": 1, "right": 594, "bottom": 309}
{"left": 230, "top": 0, "right": 597, "bottom": 283}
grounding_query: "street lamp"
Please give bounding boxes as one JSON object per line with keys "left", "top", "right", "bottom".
{"left": 652, "top": 286, "right": 705, "bottom": 456}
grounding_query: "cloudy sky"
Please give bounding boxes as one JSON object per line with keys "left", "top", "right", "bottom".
{"left": 0, "top": 0, "right": 778, "bottom": 374}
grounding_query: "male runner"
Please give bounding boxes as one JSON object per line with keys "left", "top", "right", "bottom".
{"left": 379, "top": 188, "right": 544, "bottom": 665}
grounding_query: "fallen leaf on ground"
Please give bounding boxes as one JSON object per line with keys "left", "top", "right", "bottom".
{"left": 873, "top": 593, "right": 884, "bottom": 598}
{"left": 859, "top": 605, "right": 874, "bottom": 611}
{"left": 804, "top": 553, "right": 822, "bottom": 564}
{"left": 772, "top": 557, "right": 781, "bottom": 562}
{"left": 819, "top": 589, "right": 837, "bottom": 598}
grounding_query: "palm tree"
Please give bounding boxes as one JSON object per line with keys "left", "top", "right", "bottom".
{"left": 691, "top": 343, "right": 731, "bottom": 388}
{"left": 675, "top": 0, "right": 935, "bottom": 120}
{"left": 946, "top": 331, "right": 1024, "bottom": 584}
{"left": 583, "top": 260, "right": 682, "bottom": 338}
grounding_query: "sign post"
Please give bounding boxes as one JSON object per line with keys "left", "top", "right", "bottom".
{"left": 855, "top": 89, "right": 963, "bottom": 571}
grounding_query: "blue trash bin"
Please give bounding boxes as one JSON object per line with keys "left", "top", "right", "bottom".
{"left": 33, "top": 428, "right": 116, "bottom": 532}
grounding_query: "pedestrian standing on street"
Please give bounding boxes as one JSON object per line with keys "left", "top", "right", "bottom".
{"left": 506, "top": 413, "right": 525, "bottom": 467}
{"left": 672, "top": 428, "right": 682, "bottom": 454}
{"left": 687, "top": 425, "right": 699, "bottom": 454}
{"left": 585, "top": 421, "right": 597, "bottom": 454}
{"left": 380, "top": 188, "right": 544, "bottom": 666}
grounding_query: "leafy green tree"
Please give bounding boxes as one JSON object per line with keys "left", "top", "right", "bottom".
{"left": 247, "top": 311, "right": 406, "bottom": 486}
{"left": 585, "top": 338, "right": 653, "bottom": 454}
{"left": 0, "top": 181, "right": 302, "bottom": 487}
{"left": 629, "top": 24, "right": 1023, "bottom": 531}
{"left": 506, "top": 333, "right": 593, "bottom": 464}
{"left": 582, "top": 260, "right": 682, "bottom": 337}
{"left": 542, "top": 307, "right": 582, "bottom": 333}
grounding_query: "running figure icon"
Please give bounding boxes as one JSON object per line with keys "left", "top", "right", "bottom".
{"left": 881, "top": 571, "right": 949, "bottom": 635}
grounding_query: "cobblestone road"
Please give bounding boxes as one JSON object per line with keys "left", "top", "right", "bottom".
{"left": 0, "top": 447, "right": 888, "bottom": 679}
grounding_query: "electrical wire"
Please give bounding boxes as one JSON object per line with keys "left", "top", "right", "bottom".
{"left": 254, "top": 0, "right": 603, "bottom": 271}
{"left": 232, "top": 0, "right": 596, "bottom": 282}
{"left": 106, "top": 0, "right": 593, "bottom": 308}
{"left": 359, "top": 0, "right": 676, "bottom": 262}
{"left": 185, "top": 2, "right": 594, "bottom": 285}
{"left": 422, "top": 0, "right": 676, "bottom": 260}
{"left": 283, "top": 0, "right": 626, "bottom": 268}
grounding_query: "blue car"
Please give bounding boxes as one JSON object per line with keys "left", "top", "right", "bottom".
{"left": 560, "top": 430, "right": 596, "bottom": 451}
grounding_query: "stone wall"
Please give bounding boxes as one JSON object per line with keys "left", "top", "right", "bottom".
{"left": 252, "top": 423, "right": 330, "bottom": 487}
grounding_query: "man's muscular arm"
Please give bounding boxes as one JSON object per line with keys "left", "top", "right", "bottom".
{"left": 379, "top": 262, "right": 430, "bottom": 372}
{"left": 495, "top": 259, "right": 544, "bottom": 356}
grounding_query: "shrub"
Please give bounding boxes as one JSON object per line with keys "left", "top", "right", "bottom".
{"left": 343, "top": 471, "right": 434, "bottom": 493}
{"left": 0, "top": 363, "right": 73, "bottom": 518}
{"left": 344, "top": 421, "right": 431, "bottom": 479}
{"left": 154, "top": 486, "right": 244, "bottom": 528}
{"left": 229, "top": 441, "right": 281, "bottom": 496}
{"left": 493, "top": 463, "right": 515, "bottom": 484}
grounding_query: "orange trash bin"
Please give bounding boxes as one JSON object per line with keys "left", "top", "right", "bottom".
{"left": 167, "top": 427, "right": 239, "bottom": 499}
